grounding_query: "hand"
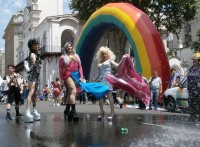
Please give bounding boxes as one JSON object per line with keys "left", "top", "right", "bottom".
{"left": 80, "top": 78, "right": 86, "bottom": 82}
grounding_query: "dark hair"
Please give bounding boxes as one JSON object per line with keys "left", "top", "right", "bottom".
{"left": 176, "top": 76, "right": 180, "bottom": 79}
{"left": 56, "top": 77, "right": 59, "bottom": 81}
{"left": 28, "top": 39, "right": 39, "bottom": 50}
{"left": 7, "top": 64, "right": 15, "bottom": 69}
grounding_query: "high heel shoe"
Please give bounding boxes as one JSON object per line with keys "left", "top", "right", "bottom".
{"left": 107, "top": 113, "right": 115, "bottom": 121}
{"left": 98, "top": 112, "right": 104, "bottom": 121}
{"left": 64, "top": 110, "right": 72, "bottom": 121}
{"left": 70, "top": 111, "right": 79, "bottom": 122}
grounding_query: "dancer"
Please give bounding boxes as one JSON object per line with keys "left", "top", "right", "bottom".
{"left": 25, "top": 39, "right": 42, "bottom": 123}
{"left": 187, "top": 53, "right": 200, "bottom": 122}
{"left": 52, "top": 77, "right": 62, "bottom": 106}
{"left": 6, "top": 65, "right": 23, "bottom": 120}
{"left": 59, "top": 42, "right": 84, "bottom": 122}
{"left": 95, "top": 46, "right": 119, "bottom": 121}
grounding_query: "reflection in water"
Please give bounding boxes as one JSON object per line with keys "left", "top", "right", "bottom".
{"left": 16, "top": 113, "right": 200, "bottom": 146}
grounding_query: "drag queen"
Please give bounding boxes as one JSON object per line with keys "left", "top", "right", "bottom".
{"left": 59, "top": 42, "right": 84, "bottom": 122}
{"left": 25, "top": 39, "right": 41, "bottom": 123}
{"left": 95, "top": 46, "right": 119, "bottom": 120}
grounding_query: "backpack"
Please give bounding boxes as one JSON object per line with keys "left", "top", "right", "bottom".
{"left": 23, "top": 60, "right": 30, "bottom": 72}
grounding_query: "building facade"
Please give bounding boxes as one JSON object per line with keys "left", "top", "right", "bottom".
{"left": 167, "top": 0, "right": 200, "bottom": 76}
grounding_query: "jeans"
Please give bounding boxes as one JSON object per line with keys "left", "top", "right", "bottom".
{"left": 149, "top": 89, "right": 159, "bottom": 109}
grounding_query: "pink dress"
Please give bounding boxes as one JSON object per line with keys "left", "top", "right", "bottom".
{"left": 59, "top": 54, "right": 84, "bottom": 94}
{"left": 59, "top": 54, "right": 84, "bottom": 81}
{"left": 53, "top": 82, "right": 61, "bottom": 97}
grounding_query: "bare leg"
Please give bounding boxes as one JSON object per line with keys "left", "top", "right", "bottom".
{"left": 65, "top": 77, "right": 76, "bottom": 104}
{"left": 26, "top": 82, "right": 36, "bottom": 110}
{"left": 108, "top": 91, "right": 115, "bottom": 116}
{"left": 65, "top": 77, "right": 78, "bottom": 121}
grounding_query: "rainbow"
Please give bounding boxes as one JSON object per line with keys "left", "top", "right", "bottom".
{"left": 76, "top": 3, "right": 170, "bottom": 91}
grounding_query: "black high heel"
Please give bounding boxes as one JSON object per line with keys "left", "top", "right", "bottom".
{"left": 70, "top": 111, "right": 79, "bottom": 122}
{"left": 64, "top": 110, "right": 72, "bottom": 121}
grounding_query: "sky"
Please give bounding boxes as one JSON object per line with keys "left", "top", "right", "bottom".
{"left": 0, "top": 0, "right": 72, "bottom": 50}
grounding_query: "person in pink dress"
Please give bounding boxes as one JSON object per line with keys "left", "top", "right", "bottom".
{"left": 52, "top": 77, "right": 62, "bottom": 106}
{"left": 59, "top": 42, "right": 85, "bottom": 122}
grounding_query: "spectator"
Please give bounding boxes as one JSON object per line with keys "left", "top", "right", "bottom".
{"left": 172, "top": 76, "right": 181, "bottom": 87}
{"left": 52, "top": 77, "right": 62, "bottom": 106}
{"left": 148, "top": 71, "right": 162, "bottom": 110}
{"left": 5, "top": 65, "right": 23, "bottom": 120}
{"left": 187, "top": 53, "right": 200, "bottom": 122}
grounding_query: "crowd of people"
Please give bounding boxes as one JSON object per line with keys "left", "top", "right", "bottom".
{"left": 0, "top": 38, "right": 199, "bottom": 123}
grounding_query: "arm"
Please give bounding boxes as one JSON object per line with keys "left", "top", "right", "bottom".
{"left": 76, "top": 55, "right": 84, "bottom": 80}
{"left": 30, "top": 53, "right": 36, "bottom": 66}
{"left": 59, "top": 57, "right": 64, "bottom": 80}
{"left": 110, "top": 60, "right": 119, "bottom": 68}
{"left": 159, "top": 78, "right": 162, "bottom": 93}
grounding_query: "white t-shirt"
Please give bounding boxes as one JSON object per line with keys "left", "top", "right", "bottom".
{"left": 149, "top": 76, "right": 162, "bottom": 90}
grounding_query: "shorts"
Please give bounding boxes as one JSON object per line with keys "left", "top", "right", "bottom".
{"left": 7, "top": 86, "right": 21, "bottom": 105}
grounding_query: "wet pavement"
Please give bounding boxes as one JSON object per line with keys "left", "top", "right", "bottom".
{"left": 0, "top": 101, "right": 200, "bottom": 147}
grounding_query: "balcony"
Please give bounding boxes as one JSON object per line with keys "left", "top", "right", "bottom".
{"left": 15, "top": 45, "right": 62, "bottom": 72}
{"left": 40, "top": 45, "right": 62, "bottom": 56}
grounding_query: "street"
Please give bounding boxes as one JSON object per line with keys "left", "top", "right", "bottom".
{"left": 0, "top": 100, "right": 200, "bottom": 147}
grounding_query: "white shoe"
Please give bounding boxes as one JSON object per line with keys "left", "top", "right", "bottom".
{"left": 25, "top": 112, "right": 34, "bottom": 123}
{"left": 107, "top": 116, "right": 113, "bottom": 121}
{"left": 56, "top": 103, "right": 60, "bottom": 106}
{"left": 33, "top": 110, "right": 41, "bottom": 121}
{"left": 53, "top": 103, "right": 56, "bottom": 106}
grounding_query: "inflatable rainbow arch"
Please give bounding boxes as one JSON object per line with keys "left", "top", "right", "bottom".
{"left": 76, "top": 3, "right": 170, "bottom": 91}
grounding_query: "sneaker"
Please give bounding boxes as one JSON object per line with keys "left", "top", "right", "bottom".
{"left": 33, "top": 110, "right": 41, "bottom": 121}
{"left": 56, "top": 103, "right": 60, "bottom": 106}
{"left": 25, "top": 112, "right": 34, "bottom": 123}
{"left": 53, "top": 103, "right": 56, "bottom": 106}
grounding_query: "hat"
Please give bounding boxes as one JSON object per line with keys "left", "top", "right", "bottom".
{"left": 191, "top": 52, "right": 200, "bottom": 60}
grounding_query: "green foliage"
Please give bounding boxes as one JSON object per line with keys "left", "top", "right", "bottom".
{"left": 191, "top": 29, "right": 200, "bottom": 52}
{"left": 69, "top": 0, "right": 198, "bottom": 35}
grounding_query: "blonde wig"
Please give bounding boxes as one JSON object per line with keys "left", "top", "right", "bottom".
{"left": 96, "top": 46, "right": 116, "bottom": 63}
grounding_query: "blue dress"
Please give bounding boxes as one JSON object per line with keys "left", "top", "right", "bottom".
{"left": 70, "top": 71, "right": 109, "bottom": 99}
{"left": 98, "top": 59, "right": 113, "bottom": 90}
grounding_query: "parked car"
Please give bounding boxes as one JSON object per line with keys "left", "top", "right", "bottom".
{"left": 163, "top": 78, "right": 189, "bottom": 112}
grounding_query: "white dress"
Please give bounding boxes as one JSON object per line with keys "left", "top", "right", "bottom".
{"left": 98, "top": 59, "right": 118, "bottom": 90}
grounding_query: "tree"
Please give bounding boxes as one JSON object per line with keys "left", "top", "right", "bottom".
{"left": 69, "top": 0, "right": 198, "bottom": 35}
{"left": 191, "top": 29, "right": 200, "bottom": 52}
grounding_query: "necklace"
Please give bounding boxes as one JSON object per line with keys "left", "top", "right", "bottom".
{"left": 68, "top": 55, "right": 76, "bottom": 61}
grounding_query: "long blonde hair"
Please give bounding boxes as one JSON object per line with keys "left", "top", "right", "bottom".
{"left": 96, "top": 46, "right": 116, "bottom": 63}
